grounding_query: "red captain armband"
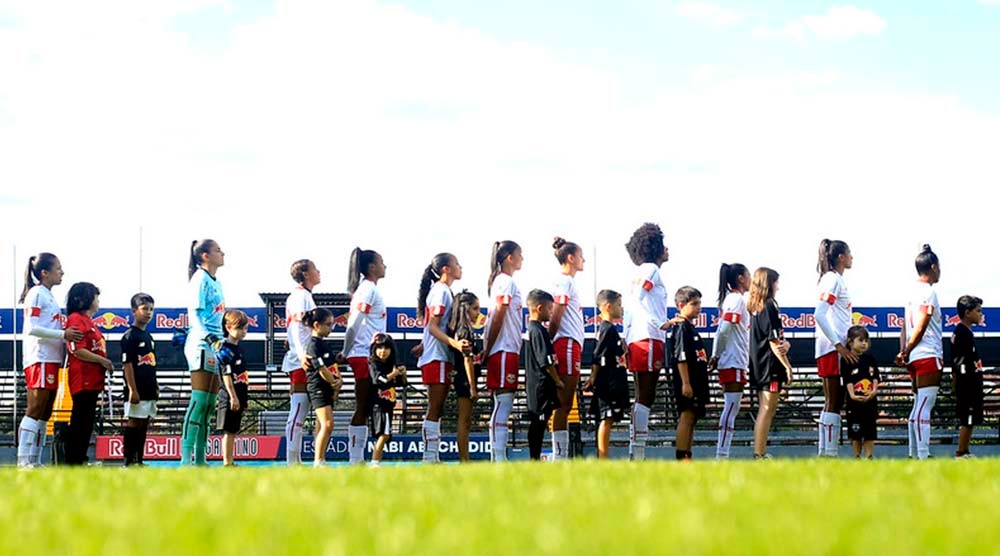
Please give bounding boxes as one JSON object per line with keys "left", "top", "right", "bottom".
{"left": 555, "top": 295, "right": 570, "bottom": 306}
{"left": 819, "top": 292, "right": 837, "bottom": 305}
{"left": 642, "top": 280, "right": 654, "bottom": 292}
{"left": 429, "top": 305, "right": 446, "bottom": 317}
{"left": 722, "top": 312, "right": 741, "bottom": 324}
{"left": 496, "top": 295, "right": 512, "bottom": 306}
{"left": 27, "top": 307, "right": 41, "bottom": 318}
{"left": 357, "top": 302, "right": 372, "bottom": 314}
{"left": 920, "top": 304, "right": 934, "bottom": 315}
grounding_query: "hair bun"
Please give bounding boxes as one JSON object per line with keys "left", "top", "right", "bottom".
{"left": 552, "top": 237, "right": 565, "bottom": 249}
{"left": 922, "top": 244, "right": 932, "bottom": 252}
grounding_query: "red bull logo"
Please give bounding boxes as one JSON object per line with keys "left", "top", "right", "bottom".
{"left": 245, "top": 315, "right": 259, "bottom": 329}
{"left": 332, "top": 312, "right": 350, "bottom": 329}
{"left": 138, "top": 353, "right": 157, "bottom": 367}
{"left": 396, "top": 313, "right": 425, "bottom": 330}
{"left": 852, "top": 312, "right": 877, "bottom": 327}
{"left": 696, "top": 348, "right": 707, "bottom": 362}
{"left": 156, "top": 313, "right": 189, "bottom": 330}
{"left": 93, "top": 312, "right": 131, "bottom": 330}
{"left": 946, "top": 315, "right": 962, "bottom": 327}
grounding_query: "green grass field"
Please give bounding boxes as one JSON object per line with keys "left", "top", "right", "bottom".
{"left": 3, "top": 460, "right": 998, "bottom": 555}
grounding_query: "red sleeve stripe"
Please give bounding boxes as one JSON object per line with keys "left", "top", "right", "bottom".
{"left": 430, "top": 305, "right": 446, "bottom": 317}
{"left": 27, "top": 307, "right": 41, "bottom": 318}
{"left": 554, "top": 295, "right": 569, "bottom": 305}
{"left": 819, "top": 292, "right": 837, "bottom": 305}
{"left": 496, "top": 295, "right": 511, "bottom": 306}
{"left": 723, "top": 312, "right": 741, "bottom": 324}
{"left": 642, "top": 280, "right": 654, "bottom": 292}
{"left": 357, "top": 303, "right": 372, "bottom": 314}
{"left": 920, "top": 304, "right": 934, "bottom": 315}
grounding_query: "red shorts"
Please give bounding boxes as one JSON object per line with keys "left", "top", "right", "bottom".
{"left": 907, "top": 357, "right": 943, "bottom": 379}
{"left": 553, "top": 338, "right": 582, "bottom": 377}
{"left": 289, "top": 368, "right": 307, "bottom": 386}
{"left": 25, "top": 362, "right": 60, "bottom": 390}
{"left": 421, "top": 361, "right": 453, "bottom": 385}
{"left": 627, "top": 340, "right": 665, "bottom": 373}
{"left": 486, "top": 352, "right": 520, "bottom": 390}
{"left": 718, "top": 368, "right": 748, "bottom": 386}
{"left": 348, "top": 357, "right": 370, "bottom": 381}
{"left": 816, "top": 352, "right": 840, "bottom": 378}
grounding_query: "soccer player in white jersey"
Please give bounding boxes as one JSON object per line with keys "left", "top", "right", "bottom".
{"left": 340, "top": 248, "right": 388, "bottom": 465}
{"left": 484, "top": 241, "right": 524, "bottom": 462}
{"left": 282, "top": 259, "right": 319, "bottom": 465}
{"left": 813, "top": 239, "right": 858, "bottom": 457}
{"left": 417, "top": 253, "right": 470, "bottom": 463}
{"left": 895, "top": 245, "right": 943, "bottom": 460}
{"left": 549, "top": 237, "right": 585, "bottom": 461}
{"left": 710, "top": 263, "right": 751, "bottom": 459}
{"left": 623, "top": 223, "right": 681, "bottom": 460}
{"left": 17, "top": 253, "right": 83, "bottom": 467}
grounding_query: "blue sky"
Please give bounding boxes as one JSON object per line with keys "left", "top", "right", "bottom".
{"left": 0, "top": 1, "right": 998, "bottom": 310}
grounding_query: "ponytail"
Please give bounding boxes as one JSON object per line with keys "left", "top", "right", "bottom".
{"left": 552, "top": 237, "right": 580, "bottom": 265}
{"left": 449, "top": 289, "right": 480, "bottom": 337}
{"left": 347, "top": 248, "right": 379, "bottom": 294}
{"left": 488, "top": 240, "right": 520, "bottom": 290}
{"left": 817, "top": 239, "right": 849, "bottom": 279}
{"left": 717, "top": 262, "right": 748, "bottom": 309}
{"left": 418, "top": 253, "right": 453, "bottom": 316}
{"left": 189, "top": 239, "right": 217, "bottom": 280}
{"left": 19, "top": 253, "right": 58, "bottom": 304}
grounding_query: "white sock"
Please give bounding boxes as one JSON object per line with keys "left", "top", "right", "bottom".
{"left": 34, "top": 421, "right": 48, "bottom": 465}
{"left": 907, "top": 400, "right": 918, "bottom": 458}
{"left": 826, "top": 414, "right": 841, "bottom": 457}
{"left": 818, "top": 412, "right": 829, "bottom": 456}
{"left": 630, "top": 403, "right": 650, "bottom": 461}
{"left": 348, "top": 425, "right": 368, "bottom": 465}
{"left": 286, "top": 393, "right": 308, "bottom": 465}
{"left": 490, "top": 393, "right": 513, "bottom": 462}
{"left": 716, "top": 392, "right": 742, "bottom": 458}
{"left": 17, "top": 417, "right": 40, "bottom": 467}
{"left": 917, "top": 386, "right": 939, "bottom": 460}
{"left": 422, "top": 419, "right": 441, "bottom": 463}
{"left": 552, "top": 430, "right": 570, "bottom": 460}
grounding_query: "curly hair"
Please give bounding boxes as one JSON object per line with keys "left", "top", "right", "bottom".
{"left": 625, "top": 223, "right": 665, "bottom": 265}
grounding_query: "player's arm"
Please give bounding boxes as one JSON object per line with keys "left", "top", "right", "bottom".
{"left": 483, "top": 303, "right": 507, "bottom": 355}
{"left": 678, "top": 361, "right": 693, "bottom": 398}
{"left": 69, "top": 335, "right": 113, "bottom": 372}
{"left": 544, "top": 361, "right": 563, "bottom": 390}
{"left": 585, "top": 363, "right": 600, "bottom": 391}
{"left": 896, "top": 311, "right": 931, "bottom": 366}
{"left": 223, "top": 371, "right": 240, "bottom": 411}
{"left": 769, "top": 339, "right": 794, "bottom": 380}
{"left": 815, "top": 290, "right": 857, "bottom": 364}
{"left": 846, "top": 379, "right": 862, "bottom": 401}
{"left": 464, "top": 354, "right": 478, "bottom": 399}
{"left": 123, "top": 362, "right": 139, "bottom": 403}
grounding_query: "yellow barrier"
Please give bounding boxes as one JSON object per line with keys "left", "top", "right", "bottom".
{"left": 46, "top": 368, "right": 73, "bottom": 436}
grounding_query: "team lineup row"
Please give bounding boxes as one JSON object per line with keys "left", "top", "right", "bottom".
{"left": 12, "top": 224, "right": 984, "bottom": 466}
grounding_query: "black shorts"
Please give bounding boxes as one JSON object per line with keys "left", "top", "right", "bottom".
{"left": 526, "top": 380, "right": 560, "bottom": 416}
{"left": 591, "top": 382, "right": 629, "bottom": 422}
{"left": 307, "top": 372, "right": 336, "bottom": 410}
{"left": 452, "top": 363, "right": 473, "bottom": 399}
{"left": 217, "top": 389, "right": 247, "bottom": 434}
{"left": 956, "top": 378, "right": 984, "bottom": 426}
{"left": 846, "top": 401, "right": 877, "bottom": 441}
{"left": 671, "top": 370, "right": 709, "bottom": 419}
{"left": 370, "top": 405, "right": 393, "bottom": 438}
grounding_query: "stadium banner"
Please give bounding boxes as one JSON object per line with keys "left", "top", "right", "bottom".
{"left": 96, "top": 434, "right": 492, "bottom": 461}
{"left": 6, "top": 307, "right": 998, "bottom": 335}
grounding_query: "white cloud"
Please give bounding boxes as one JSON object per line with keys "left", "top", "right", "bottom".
{"left": 675, "top": 2, "right": 743, "bottom": 28}
{"left": 754, "top": 5, "right": 885, "bottom": 41}
{"left": 0, "top": 0, "right": 996, "bottom": 312}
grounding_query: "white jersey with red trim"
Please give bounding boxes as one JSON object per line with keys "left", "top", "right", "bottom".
{"left": 21, "top": 285, "right": 66, "bottom": 367}
{"left": 552, "top": 273, "right": 585, "bottom": 345}
{"left": 281, "top": 286, "right": 316, "bottom": 372}
{"left": 486, "top": 272, "right": 524, "bottom": 356}
{"left": 712, "top": 291, "right": 750, "bottom": 370}
{"left": 905, "top": 280, "right": 943, "bottom": 363}
{"left": 346, "top": 279, "right": 387, "bottom": 358}
{"left": 418, "top": 282, "right": 454, "bottom": 366}
{"left": 624, "top": 263, "right": 667, "bottom": 344}
{"left": 814, "top": 271, "right": 852, "bottom": 358}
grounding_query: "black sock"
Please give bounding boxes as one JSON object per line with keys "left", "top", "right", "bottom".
{"left": 122, "top": 427, "right": 136, "bottom": 466}
{"left": 138, "top": 420, "right": 150, "bottom": 464}
{"left": 528, "top": 419, "right": 546, "bottom": 460}
{"left": 675, "top": 450, "right": 692, "bottom": 460}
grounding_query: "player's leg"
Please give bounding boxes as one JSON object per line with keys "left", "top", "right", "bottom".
{"left": 457, "top": 396, "right": 472, "bottom": 463}
{"left": 286, "top": 371, "right": 309, "bottom": 465}
{"left": 753, "top": 389, "right": 780, "bottom": 458}
{"left": 313, "top": 405, "right": 334, "bottom": 466}
{"left": 348, "top": 359, "right": 371, "bottom": 465}
{"left": 716, "top": 376, "right": 743, "bottom": 459}
{"left": 423, "top": 384, "right": 448, "bottom": 463}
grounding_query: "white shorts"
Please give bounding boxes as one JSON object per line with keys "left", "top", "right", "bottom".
{"left": 184, "top": 341, "right": 219, "bottom": 374}
{"left": 125, "top": 400, "right": 158, "bottom": 419}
